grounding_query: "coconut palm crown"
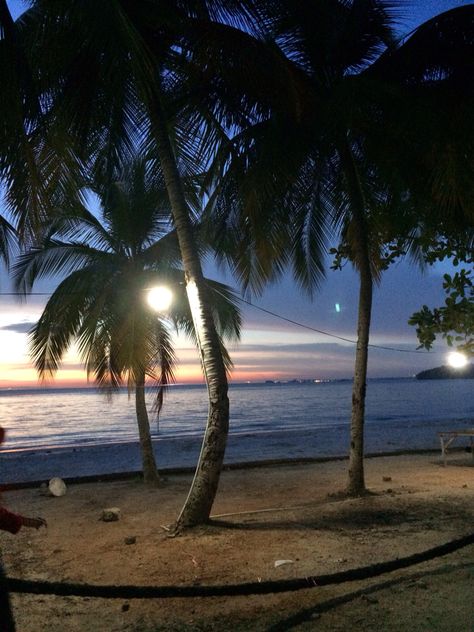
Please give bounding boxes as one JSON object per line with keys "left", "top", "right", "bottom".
{"left": 202, "top": 1, "right": 474, "bottom": 495}
{"left": 13, "top": 158, "right": 241, "bottom": 485}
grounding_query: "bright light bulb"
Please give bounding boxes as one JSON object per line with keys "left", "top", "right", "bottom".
{"left": 147, "top": 286, "right": 173, "bottom": 312}
{"left": 446, "top": 351, "right": 468, "bottom": 369}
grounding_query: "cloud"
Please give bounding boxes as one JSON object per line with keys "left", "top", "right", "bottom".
{"left": 233, "top": 342, "right": 352, "bottom": 354}
{"left": 57, "top": 362, "right": 85, "bottom": 371}
{"left": 0, "top": 321, "right": 35, "bottom": 334}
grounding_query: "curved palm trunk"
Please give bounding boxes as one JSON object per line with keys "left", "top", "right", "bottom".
{"left": 135, "top": 370, "right": 161, "bottom": 486}
{"left": 153, "top": 112, "right": 229, "bottom": 529}
{"left": 340, "top": 140, "right": 373, "bottom": 497}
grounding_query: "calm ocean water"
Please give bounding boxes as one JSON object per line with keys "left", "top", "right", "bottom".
{"left": 1, "top": 378, "right": 473, "bottom": 453}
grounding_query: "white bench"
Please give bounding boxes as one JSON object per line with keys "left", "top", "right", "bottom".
{"left": 438, "top": 430, "right": 474, "bottom": 466}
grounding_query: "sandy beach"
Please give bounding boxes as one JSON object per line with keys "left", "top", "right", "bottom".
{"left": 2, "top": 450, "right": 474, "bottom": 631}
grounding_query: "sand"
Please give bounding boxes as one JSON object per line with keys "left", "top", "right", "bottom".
{"left": 2, "top": 450, "right": 474, "bottom": 631}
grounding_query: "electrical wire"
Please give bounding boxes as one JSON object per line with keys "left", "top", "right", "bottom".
{"left": 0, "top": 289, "right": 432, "bottom": 354}
{"left": 236, "top": 296, "right": 432, "bottom": 354}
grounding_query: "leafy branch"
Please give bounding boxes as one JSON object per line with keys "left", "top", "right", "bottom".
{"left": 408, "top": 239, "right": 474, "bottom": 355}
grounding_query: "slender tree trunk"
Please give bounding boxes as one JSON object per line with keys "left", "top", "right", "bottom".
{"left": 347, "top": 244, "right": 372, "bottom": 495}
{"left": 135, "top": 370, "right": 161, "bottom": 486}
{"left": 153, "top": 110, "right": 229, "bottom": 529}
{"left": 340, "top": 139, "right": 374, "bottom": 496}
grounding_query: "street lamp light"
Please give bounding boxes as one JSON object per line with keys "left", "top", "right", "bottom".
{"left": 147, "top": 286, "right": 173, "bottom": 312}
{"left": 446, "top": 351, "right": 468, "bottom": 369}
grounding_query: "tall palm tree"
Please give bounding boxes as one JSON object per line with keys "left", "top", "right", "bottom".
{"left": 203, "top": 2, "right": 474, "bottom": 496}
{"left": 3, "top": 0, "right": 259, "bottom": 528}
{"left": 13, "top": 157, "right": 241, "bottom": 485}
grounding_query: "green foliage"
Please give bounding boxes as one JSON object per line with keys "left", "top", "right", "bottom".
{"left": 329, "top": 238, "right": 407, "bottom": 274}
{"left": 409, "top": 242, "right": 474, "bottom": 355}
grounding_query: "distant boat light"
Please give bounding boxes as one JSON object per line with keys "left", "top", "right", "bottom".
{"left": 147, "top": 286, "right": 173, "bottom": 312}
{"left": 335, "top": 303, "right": 341, "bottom": 313}
{"left": 446, "top": 351, "right": 468, "bottom": 369}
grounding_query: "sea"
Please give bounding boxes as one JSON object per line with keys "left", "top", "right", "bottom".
{"left": 1, "top": 377, "right": 473, "bottom": 452}
{"left": 1, "top": 378, "right": 473, "bottom": 483}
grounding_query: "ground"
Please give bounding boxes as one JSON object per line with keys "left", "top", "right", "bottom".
{"left": 2, "top": 451, "right": 474, "bottom": 631}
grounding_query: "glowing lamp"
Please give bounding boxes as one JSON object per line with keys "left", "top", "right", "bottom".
{"left": 446, "top": 351, "right": 468, "bottom": 369}
{"left": 147, "top": 286, "right": 173, "bottom": 312}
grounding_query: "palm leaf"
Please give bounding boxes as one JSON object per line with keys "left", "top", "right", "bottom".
{"left": 150, "top": 322, "right": 177, "bottom": 420}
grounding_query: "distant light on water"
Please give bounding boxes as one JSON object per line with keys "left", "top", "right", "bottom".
{"left": 446, "top": 351, "right": 468, "bottom": 369}
{"left": 335, "top": 303, "right": 341, "bottom": 313}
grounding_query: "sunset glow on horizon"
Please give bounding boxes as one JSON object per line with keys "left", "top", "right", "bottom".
{"left": 0, "top": 243, "right": 460, "bottom": 390}
{"left": 0, "top": 361, "right": 301, "bottom": 390}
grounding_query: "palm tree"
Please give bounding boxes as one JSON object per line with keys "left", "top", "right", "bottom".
{"left": 7, "top": 0, "right": 472, "bottom": 515}
{"left": 203, "top": 2, "right": 474, "bottom": 496}
{"left": 13, "top": 157, "right": 241, "bottom": 486}
{"left": 3, "top": 0, "right": 260, "bottom": 528}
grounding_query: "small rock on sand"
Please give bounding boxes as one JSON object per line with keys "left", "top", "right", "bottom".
{"left": 101, "top": 507, "right": 121, "bottom": 522}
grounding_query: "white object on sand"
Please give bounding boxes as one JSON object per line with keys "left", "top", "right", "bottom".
{"left": 274, "top": 559, "right": 294, "bottom": 568}
{"left": 48, "top": 477, "right": 67, "bottom": 497}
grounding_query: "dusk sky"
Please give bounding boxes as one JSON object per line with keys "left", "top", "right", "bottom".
{"left": 0, "top": 0, "right": 471, "bottom": 388}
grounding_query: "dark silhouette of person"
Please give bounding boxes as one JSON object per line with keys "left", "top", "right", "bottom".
{"left": 1, "top": 427, "right": 47, "bottom": 631}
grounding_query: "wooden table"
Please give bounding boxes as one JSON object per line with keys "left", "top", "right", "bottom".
{"left": 438, "top": 430, "right": 474, "bottom": 466}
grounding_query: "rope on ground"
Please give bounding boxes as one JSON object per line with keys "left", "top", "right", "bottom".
{"left": 3, "top": 531, "right": 474, "bottom": 599}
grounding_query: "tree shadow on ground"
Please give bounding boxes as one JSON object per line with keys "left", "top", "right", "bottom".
{"left": 208, "top": 496, "right": 474, "bottom": 533}
{"left": 264, "top": 561, "right": 474, "bottom": 632}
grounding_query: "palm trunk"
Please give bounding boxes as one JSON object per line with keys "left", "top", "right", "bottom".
{"left": 347, "top": 243, "right": 372, "bottom": 495}
{"left": 135, "top": 370, "right": 161, "bottom": 486}
{"left": 153, "top": 110, "right": 229, "bottom": 529}
{"left": 340, "top": 139, "right": 373, "bottom": 497}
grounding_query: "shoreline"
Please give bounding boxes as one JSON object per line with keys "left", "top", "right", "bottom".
{"left": 1, "top": 424, "right": 449, "bottom": 487}
{"left": 3, "top": 448, "right": 445, "bottom": 491}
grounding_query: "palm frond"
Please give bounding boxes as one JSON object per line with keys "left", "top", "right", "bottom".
{"left": 149, "top": 322, "right": 177, "bottom": 420}
{"left": 0, "top": 213, "right": 18, "bottom": 268}
{"left": 206, "top": 280, "right": 242, "bottom": 342}
{"left": 13, "top": 241, "right": 118, "bottom": 295}
{"left": 28, "top": 270, "right": 96, "bottom": 378}
{"left": 371, "top": 5, "right": 474, "bottom": 88}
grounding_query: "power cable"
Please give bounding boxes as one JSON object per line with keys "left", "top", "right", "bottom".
{"left": 0, "top": 288, "right": 433, "bottom": 354}
{"left": 235, "top": 295, "right": 431, "bottom": 354}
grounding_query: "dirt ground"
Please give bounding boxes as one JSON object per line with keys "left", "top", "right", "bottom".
{"left": 2, "top": 451, "right": 474, "bottom": 631}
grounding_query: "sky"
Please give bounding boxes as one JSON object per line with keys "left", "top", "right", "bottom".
{"left": 0, "top": 0, "right": 471, "bottom": 388}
